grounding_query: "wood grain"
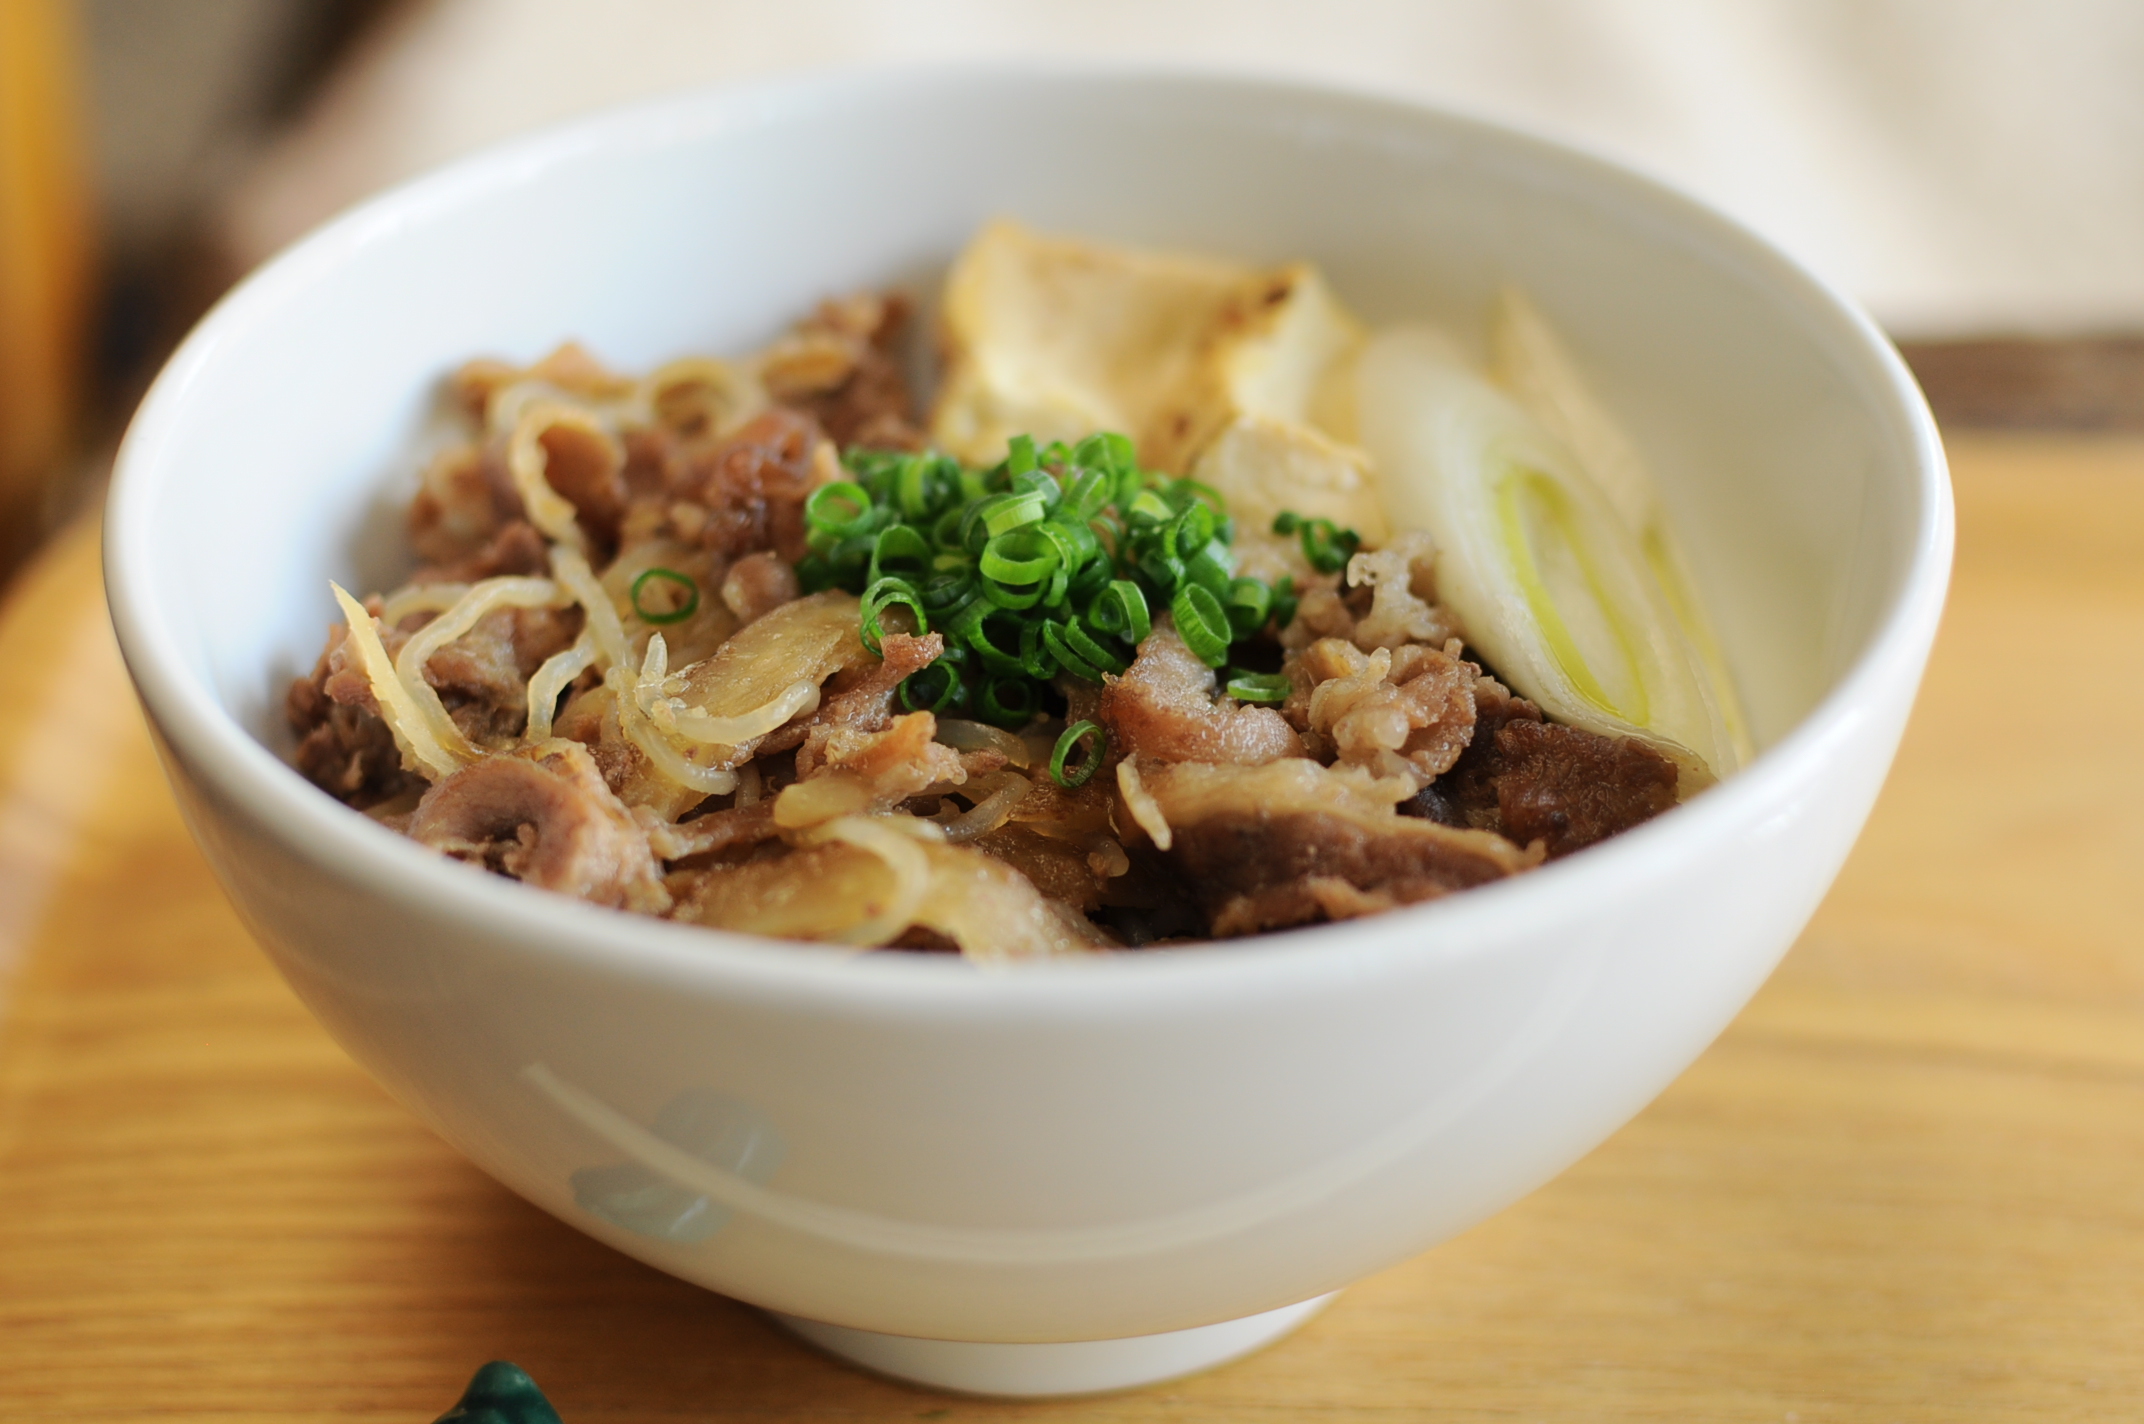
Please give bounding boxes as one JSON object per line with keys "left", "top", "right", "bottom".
{"left": 3, "top": 435, "right": 2141, "bottom": 1422}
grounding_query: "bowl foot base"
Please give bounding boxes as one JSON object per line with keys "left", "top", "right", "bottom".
{"left": 770, "top": 1292, "right": 1338, "bottom": 1397}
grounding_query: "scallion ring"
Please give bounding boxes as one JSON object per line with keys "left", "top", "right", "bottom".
{"left": 1059, "top": 618, "right": 1128, "bottom": 676}
{"left": 860, "top": 576, "right": 929, "bottom": 655}
{"left": 1171, "top": 582, "right": 1232, "bottom": 667}
{"left": 899, "top": 661, "right": 965, "bottom": 714}
{"left": 1050, "top": 720, "right": 1108, "bottom": 788}
{"left": 981, "top": 489, "right": 1049, "bottom": 537}
{"left": 1041, "top": 620, "right": 1105, "bottom": 683}
{"left": 1226, "top": 670, "right": 1293, "bottom": 704}
{"left": 805, "top": 481, "right": 878, "bottom": 540}
{"left": 869, "top": 523, "right": 933, "bottom": 583}
{"left": 630, "top": 567, "right": 700, "bottom": 625}
{"left": 979, "top": 675, "right": 1038, "bottom": 729}
{"left": 1087, "top": 579, "right": 1151, "bottom": 644}
{"left": 1225, "top": 576, "right": 1273, "bottom": 636}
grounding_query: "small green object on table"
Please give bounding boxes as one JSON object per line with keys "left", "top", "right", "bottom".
{"left": 433, "top": 1361, "right": 563, "bottom": 1424}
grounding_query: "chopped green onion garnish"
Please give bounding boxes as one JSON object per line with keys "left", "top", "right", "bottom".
{"left": 1170, "top": 582, "right": 1231, "bottom": 668}
{"left": 1087, "top": 579, "right": 1151, "bottom": 644}
{"left": 630, "top": 567, "right": 700, "bottom": 625}
{"left": 982, "top": 490, "right": 1048, "bottom": 537}
{"left": 1226, "top": 670, "right": 1293, "bottom": 704}
{"left": 821, "top": 433, "right": 1304, "bottom": 721}
{"left": 980, "top": 675, "right": 1038, "bottom": 729}
{"left": 898, "top": 661, "right": 965, "bottom": 714}
{"left": 860, "top": 576, "right": 928, "bottom": 655}
{"left": 1275, "top": 510, "right": 1362, "bottom": 574}
{"left": 1050, "top": 720, "right": 1108, "bottom": 788}
{"left": 806, "top": 481, "right": 877, "bottom": 539}
{"left": 869, "top": 523, "right": 933, "bottom": 583}
{"left": 1224, "top": 577, "right": 1272, "bottom": 636}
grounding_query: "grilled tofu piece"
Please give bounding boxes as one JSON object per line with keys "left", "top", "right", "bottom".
{"left": 932, "top": 222, "right": 1368, "bottom": 479}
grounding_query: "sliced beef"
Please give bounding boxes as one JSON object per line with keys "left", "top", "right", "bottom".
{"left": 407, "top": 741, "right": 669, "bottom": 912}
{"left": 407, "top": 445, "right": 519, "bottom": 569}
{"left": 1099, "top": 620, "right": 1302, "bottom": 766}
{"left": 419, "top": 604, "right": 582, "bottom": 745}
{"left": 804, "top": 711, "right": 966, "bottom": 806}
{"left": 681, "top": 407, "right": 825, "bottom": 562}
{"left": 526, "top": 414, "right": 628, "bottom": 548}
{"left": 287, "top": 618, "right": 421, "bottom": 807}
{"left": 1137, "top": 760, "right": 1540, "bottom": 936}
{"left": 1342, "top": 532, "right": 1458, "bottom": 650}
{"left": 1490, "top": 721, "right": 1679, "bottom": 858}
{"left": 762, "top": 293, "right": 925, "bottom": 450}
{"left": 783, "top": 631, "right": 942, "bottom": 767}
{"left": 1424, "top": 670, "right": 1544, "bottom": 830}
{"left": 654, "top": 800, "right": 782, "bottom": 866}
{"left": 287, "top": 632, "right": 423, "bottom": 808}
{"left": 415, "top": 519, "right": 551, "bottom": 584}
{"left": 719, "top": 549, "right": 801, "bottom": 626}
{"left": 1286, "top": 636, "right": 1477, "bottom": 784}
{"left": 1419, "top": 671, "right": 1677, "bottom": 856}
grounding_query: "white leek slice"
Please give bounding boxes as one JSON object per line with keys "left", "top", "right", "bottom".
{"left": 1488, "top": 290, "right": 1753, "bottom": 765}
{"left": 1355, "top": 327, "right": 1734, "bottom": 784}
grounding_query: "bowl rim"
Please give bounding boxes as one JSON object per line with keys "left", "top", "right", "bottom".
{"left": 104, "top": 60, "right": 1954, "bottom": 1012}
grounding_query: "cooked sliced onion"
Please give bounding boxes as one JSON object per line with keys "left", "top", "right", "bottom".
{"left": 773, "top": 774, "right": 872, "bottom": 829}
{"left": 910, "top": 842, "right": 1104, "bottom": 962}
{"left": 642, "top": 355, "right": 766, "bottom": 437}
{"left": 379, "top": 582, "right": 471, "bottom": 626}
{"left": 660, "top": 679, "right": 821, "bottom": 748}
{"left": 525, "top": 631, "right": 596, "bottom": 742}
{"left": 807, "top": 815, "right": 933, "bottom": 947}
{"left": 551, "top": 544, "right": 631, "bottom": 672}
{"left": 506, "top": 400, "right": 619, "bottom": 550}
{"left": 329, "top": 583, "right": 474, "bottom": 779}
{"left": 932, "top": 719, "right": 1033, "bottom": 768}
{"left": 607, "top": 665, "right": 739, "bottom": 799}
{"left": 392, "top": 575, "right": 569, "bottom": 748}
{"left": 940, "top": 772, "right": 1032, "bottom": 843}
{"left": 1114, "top": 760, "right": 1171, "bottom": 851}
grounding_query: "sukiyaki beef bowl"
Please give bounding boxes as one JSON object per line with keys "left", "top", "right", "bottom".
{"left": 106, "top": 68, "right": 1950, "bottom": 1370}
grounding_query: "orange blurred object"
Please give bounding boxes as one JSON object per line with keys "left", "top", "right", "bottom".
{"left": 0, "top": 0, "right": 93, "bottom": 573}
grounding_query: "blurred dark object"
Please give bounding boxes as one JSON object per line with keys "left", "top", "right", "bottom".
{"left": 433, "top": 1361, "right": 565, "bottom": 1424}
{"left": 0, "top": 0, "right": 94, "bottom": 585}
{"left": 0, "top": 0, "right": 397, "bottom": 594}
{"left": 80, "top": 0, "right": 400, "bottom": 416}
{"left": 1900, "top": 337, "right": 2144, "bottom": 431}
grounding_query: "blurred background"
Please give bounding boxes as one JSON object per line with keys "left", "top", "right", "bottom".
{"left": 4, "top": 0, "right": 2142, "bottom": 591}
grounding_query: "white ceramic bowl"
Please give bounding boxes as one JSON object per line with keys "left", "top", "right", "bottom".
{"left": 105, "top": 67, "right": 1950, "bottom": 1395}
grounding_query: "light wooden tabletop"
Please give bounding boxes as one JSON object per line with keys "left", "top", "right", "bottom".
{"left": 1, "top": 433, "right": 2139, "bottom": 1423}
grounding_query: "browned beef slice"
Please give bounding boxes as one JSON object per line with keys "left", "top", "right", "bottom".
{"left": 407, "top": 741, "right": 668, "bottom": 912}
{"left": 1421, "top": 670, "right": 1544, "bottom": 830}
{"left": 1100, "top": 621, "right": 1300, "bottom": 766}
{"left": 784, "top": 294, "right": 925, "bottom": 450}
{"left": 1492, "top": 721, "right": 1678, "bottom": 857}
{"left": 770, "top": 631, "right": 942, "bottom": 763}
{"left": 286, "top": 629, "right": 422, "bottom": 808}
{"left": 416, "top": 519, "right": 552, "bottom": 584}
{"left": 1170, "top": 810, "right": 1528, "bottom": 935}
{"left": 685, "top": 407, "right": 823, "bottom": 561}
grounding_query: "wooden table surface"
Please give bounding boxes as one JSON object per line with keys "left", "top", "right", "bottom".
{"left": 2, "top": 433, "right": 2140, "bottom": 1423}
